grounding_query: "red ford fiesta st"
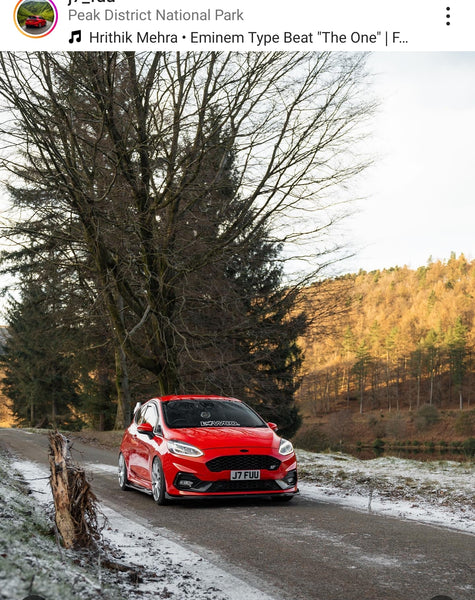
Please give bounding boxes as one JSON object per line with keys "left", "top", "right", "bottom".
{"left": 118, "top": 395, "right": 298, "bottom": 504}
{"left": 25, "top": 15, "right": 47, "bottom": 28}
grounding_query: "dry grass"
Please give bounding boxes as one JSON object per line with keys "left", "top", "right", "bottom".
{"left": 297, "top": 405, "right": 475, "bottom": 454}
{"left": 66, "top": 430, "right": 125, "bottom": 451}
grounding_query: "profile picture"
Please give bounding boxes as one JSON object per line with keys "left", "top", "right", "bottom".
{"left": 15, "top": 0, "right": 58, "bottom": 37}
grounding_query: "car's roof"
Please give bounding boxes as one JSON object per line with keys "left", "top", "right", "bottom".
{"left": 156, "top": 394, "right": 241, "bottom": 403}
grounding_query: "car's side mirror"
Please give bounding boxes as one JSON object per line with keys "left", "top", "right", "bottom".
{"left": 267, "top": 422, "right": 278, "bottom": 431}
{"left": 137, "top": 422, "right": 154, "bottom": 437}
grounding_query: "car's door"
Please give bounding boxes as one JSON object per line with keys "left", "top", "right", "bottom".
{"left": 132, "top": 404, "right": 154, "bottom": 482}
{"left": 133, "top": 402, "right": 164, "bottom": 483}
{"left": 126, "top": 404, "right": 153, "bottom": 481}
{"left": 126, "top": 406, "right": 144, "bottom": 481}
{"left": 143, "top": 403, "right": 166, "bottom": 480}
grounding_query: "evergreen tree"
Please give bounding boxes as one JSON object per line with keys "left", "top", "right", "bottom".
{"left": 446, "top": 316, "right": 468, "bottom": 410}
{"left": 1, "top": 281, "right": 81, "bottom": 428}
{"left": 422, "top": 329, "right": 440, "bottom": 406}
{"left": 351, "top": 341, "right": 372, "bottom": 414}
{"left": 409, "top": 346, "right": 424, "bottom": 409}
{"left": 168, "top": 124, "right": 306, "bottom": 436}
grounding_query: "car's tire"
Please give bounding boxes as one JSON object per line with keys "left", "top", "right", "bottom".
{"left": 151, "top": 457, "right": 168, "bottom": 505}
{"left": 118, "top": 453, "right": 129, "bottom": 491}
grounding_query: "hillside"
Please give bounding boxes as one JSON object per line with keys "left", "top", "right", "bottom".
{"left": 295, "top": 254, "right": 475, "bottom": 454}
{"left": 17, "top": 2, "right": 54, "bottom": 24}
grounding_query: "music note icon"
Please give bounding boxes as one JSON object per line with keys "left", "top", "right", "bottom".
{"left": 69, "top": 30, "right": 81, "bottom": 43}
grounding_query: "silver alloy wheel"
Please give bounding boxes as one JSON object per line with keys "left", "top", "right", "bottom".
{"left": 152, "top": 459, "right": 162, "bottom": 501}
{"left": 151, "top": 458, "right": 166, "bottom": 504}
{"left": 118, "top": 453, "right": 127, "bottom": 490}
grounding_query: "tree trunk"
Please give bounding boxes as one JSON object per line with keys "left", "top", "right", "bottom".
{"left": 48, "top": 433, "right": 78, "bottom": 549}
{"left": 114, "top": 344, "right": 131, "bottom": 430}
{"left": 48, "top": 431, "right": 99, "bottom": 549}
{"left": 360, "top": 377, "right": 364, "bottom": 414}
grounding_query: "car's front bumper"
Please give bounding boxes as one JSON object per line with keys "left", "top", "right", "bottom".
{"left": 162, "top": 449, "right": 298, "bottom": 498}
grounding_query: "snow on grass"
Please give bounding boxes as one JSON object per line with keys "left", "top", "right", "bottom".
{"left": 6, "top": 456, "right": 276, "bottom": 600}
{"left": 0, "top": 454, "right": 119, "bottom": 600}
{"left": 296, "top": 449, "right": 475, "bottom": 533}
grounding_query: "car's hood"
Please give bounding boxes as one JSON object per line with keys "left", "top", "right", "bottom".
{"left": 166, "top": 426, "right": 278, "bottom": 450}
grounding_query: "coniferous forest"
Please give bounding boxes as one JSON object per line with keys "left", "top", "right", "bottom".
{"left": 298, "top": 254, "right": 475, "bottom": 417}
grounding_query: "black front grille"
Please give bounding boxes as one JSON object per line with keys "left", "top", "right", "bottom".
{"left": 206, "top": 455, "right": 281, "bottom": 472}
{"left": 208, "top": 479, "right": 281, "bottom": 493}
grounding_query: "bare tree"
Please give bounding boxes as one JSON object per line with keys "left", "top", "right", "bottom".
{"left": 0, "top": 52, "right": 373, "bottom": 428}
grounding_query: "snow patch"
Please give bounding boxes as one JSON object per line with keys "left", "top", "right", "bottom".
{"left": 296, "top": 450, "right": 475, "bottom": 534}
{"left": 11, "top": 459, "right": 276, "bottom": 600}
{"left": 84, "top": 462, "right": 117, "bottom": 475}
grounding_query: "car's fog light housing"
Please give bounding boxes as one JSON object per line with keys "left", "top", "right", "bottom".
{"left": 283, "top": 469, "right": 297, "bottom": 486}
{"left": 179, "top": 479, "right": 194, "bottom": 489}
{"left": 276, "top": 469, "right": 298, "bottom": 489}
{"left": 175, "top": 473, "right": 201, "bottom": 490}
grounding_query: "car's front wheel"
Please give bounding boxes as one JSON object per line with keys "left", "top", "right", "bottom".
{"left": 151, "top": 457, "right": 168, "bottom": 505}
{"left": 118, "top": 453, "right": 129, "bottom": 491}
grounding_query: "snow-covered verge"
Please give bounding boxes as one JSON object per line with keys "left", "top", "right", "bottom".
{"left": 0, "top": 451, "right": 117, "bottom": 600}
{"left": 0, "top": 451, "right": 274, "bottom": 600}
{"left": 296, "top": 450, "right": 475, "bottom": 534}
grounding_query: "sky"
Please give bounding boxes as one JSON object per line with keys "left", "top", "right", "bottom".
{"left": 342, "top": 52, "right": 475, "bottom": 274}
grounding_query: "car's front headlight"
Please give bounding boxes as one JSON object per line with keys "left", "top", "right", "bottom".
{"left": 279, "top": 438, "right": 294, "bottom": 456}
{"left": 168, "top": 440, "right": 204, "bottom": 457}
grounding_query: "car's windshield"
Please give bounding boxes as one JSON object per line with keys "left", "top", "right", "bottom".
{"left": 162, "top": 399, "right": 266, "bottom": 429}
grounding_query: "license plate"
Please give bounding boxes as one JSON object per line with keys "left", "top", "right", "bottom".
{"left": 230, "top": 470, "right": 261, "bottom": 480}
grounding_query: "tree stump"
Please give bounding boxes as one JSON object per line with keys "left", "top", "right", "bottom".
{"left": 48, "top": 431, "right": 99, "bottom": 549}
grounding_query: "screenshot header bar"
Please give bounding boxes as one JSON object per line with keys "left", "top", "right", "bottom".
{"left": 8, "top": 1, "right": 475, "bottom": 51}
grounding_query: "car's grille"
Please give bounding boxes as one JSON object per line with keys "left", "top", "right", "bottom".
{"left": 206, "top": 455, "right": 281, "bottom": 472}
{"left": 208, "top": 479, "right": 281, "bottom": 493}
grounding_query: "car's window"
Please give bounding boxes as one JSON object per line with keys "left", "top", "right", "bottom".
{"left": 134, "top": 406, "right": 143, "bottom": 425}
{"left": 162, "top": 399, "right": 266, "bottom": 429}
{"left": 146, "top": 404, "right": 160, "bottom": 430}
{"left": 136, "top": 407, "right": 144, "bottom": 425}
{"left": 137, "top": 403, "right": 159, "bottom": 429}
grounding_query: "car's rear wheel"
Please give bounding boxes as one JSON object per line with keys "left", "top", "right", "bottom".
{"left": 151, "top": 457, "right": 168, "bottom": 505}
{"left": 118, "top": 453, "right": 129, "bottom": 491}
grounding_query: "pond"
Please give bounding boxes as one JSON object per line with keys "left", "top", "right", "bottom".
{"left": 352, "top": 440, "right": 474, "bottom": 462}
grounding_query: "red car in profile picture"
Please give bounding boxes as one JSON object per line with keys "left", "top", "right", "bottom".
{"left": 25, "top": 15, "right": 47, "bottom": 28}
{"left": 118, "top": 395, "right": 298, "bottom": 504}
